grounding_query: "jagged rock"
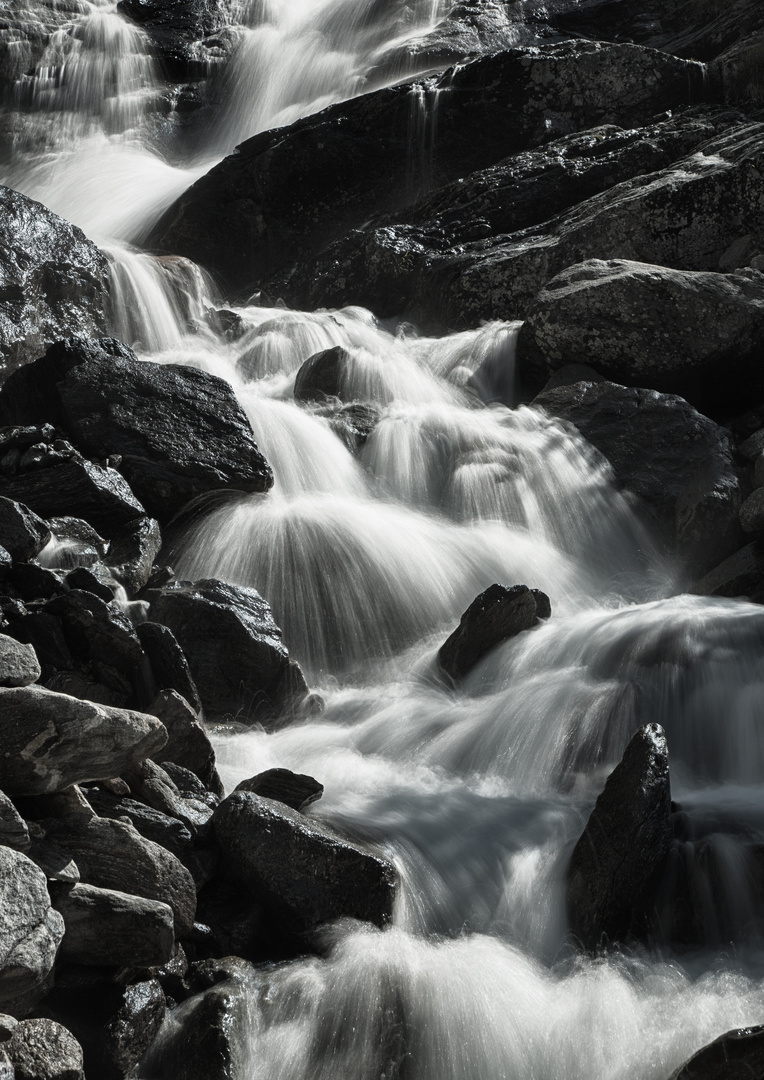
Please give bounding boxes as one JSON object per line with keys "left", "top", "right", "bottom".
{"left": 0, "top": 791, "right": 29, "bottom": 851}
{"left": 6, "top": 1018, "right": 84, "bottom": 1080}
{"left": 438, "top": 584, "right": 543, "bottom": 680}
{"left": 0, "top": 685, "right": 167, "bottom": 796}
{"left": 293, "top": 347, "right": 352, "bottom": 403}
{"left": 63, "top": 566, "right": 114, "bottom": 603}
{"left": 121, "top": 759, "right": 212, "bottom": 834}
{"left": 235, "top": 768, "right": 323, "bottom": 812}
{"left": 148, "top": 579, "right": 308, "bottom": 725}
{"left": 151, "top": 41, "right": 707, "bottom": 291}
{"left": 118, "top": 0, "right": 235, "bottom": 80}
{"left": 99, "top": 979, "right": 167, "bottom": 1080}
{"left": 53, "top": 883, "right": 175, "bottom": 968}
{"left": 213, "top": 791, "right": 396, "bottom": 934}
{"left": 40, "top": 816, "right": 196, "bottom": 937}
{"left": 0, "top": 848, "right": 64, "bottom": 1013}
{"left": 43, "top": 590, "right": 143, "bottom": 681}
{"left": 137, "top": 623, "right": 202, "bottom": 714}
{"left": 9, "top": 563, "right": 66, "bottom": 601}
{"left": 149, "top": 690, "right": 220, "bottom": 794}
{"left": 517, "top": 260, "right": 764, "bottom": 412}
{"left": 567, "top": 723, "right": 673, "bottom": 951}
{"left": 690, "top": 541, "right": 764, "bottom": 602}
{"left": 668, "top": 1025, "right": 764, "bottom": 1079}
{"left": 0, "top": 498, "right": 50, "bottom": 562}
{"left": 26, "top": 839, "right": 79, "bottom": 885}
{"left": 0, "top": 634, "right": 39, "bottom": 687}
{"left": 45, "top": 517, "right": 108, "bottom": 568}
{"left": 0, "top": 187, "right": 108, "bottom": 378}
{"left": 533, "top": 375, "right": 746, "bottom": 577}
{"left": 16, "top": 784, "right": 94, "bottom": 824}
{"left": 107, "top": 516, "right": 162, "bottom": 594}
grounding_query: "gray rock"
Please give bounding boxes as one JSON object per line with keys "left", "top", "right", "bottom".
{"left": 148, "top": 579, "right": 308, "bottom": 725}
{"left": 567, "top": 723, "right": 673, "bottom": 951}
{"left": 117, "top": 0, "right": 235, "bottom": 80}
{"left": 235, "top": 768, "right": 323, "bottom": 812}
{"left": 40, "top": 816, "right": 196, "bottom": 937}
{"left": 533, "top": 376, "right": 746, "bottom": 577}
{"left": 0, "top": 636, "right": 39, "bottom": 688}
{"left": 53, "top": 883, "right": 175, "bottom": 968}
{"left": 740, "top": 487, "right": 764, "bottom": 534}
{"left": 517, "top": 260, "right": 764, "bottom": 412}
{"left": 0, "top": 498, "right": 50, "bottom": 563}
{"left": 137, "top": 624, "right": 202, "bottom": 714}
{"left": 0, "top": 685, "right": 167, "bottom": 796}
{"left": 0, "top": 187, "right": 108, "bottom": 379}
{"left": 107, "top": 515, "right": 162, "bottom": 594}
{"left": 121, "top": 759, "right": 212, "bottom": 834}
{"left": 7, "top": 1018, "right": 84, "bottom": 1080}
{"left": 149, "top": 690, "right": 219, "bottom": 794}
{"left": 0, "top": 848, "right": 64, "bottom": 1013}
{"left": 214, "top": 791, "right": 396, "bottom": 934}
{"left": 438, "top": 584, "right": 543, "bottom": 681}
{"left": 0, "top": 791, "right": 29, "bottom": 851}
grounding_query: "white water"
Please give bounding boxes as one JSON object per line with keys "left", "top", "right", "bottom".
{"left": 6, "top": 0, "right": 764, "bottom": 1076}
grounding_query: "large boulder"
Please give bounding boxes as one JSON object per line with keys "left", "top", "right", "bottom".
{"left": 0, "top": 339, "right": 273, "bottom": 522}
{"left": 0, "top": 686, "right": 167, "bottom": 796}
{"left": 668, "top": 1026, "right": 764, "bottom": 1079}
{"left": 150, "top": 41, "right": 707, "bottom": 291}
{"left": 691, "top": 541, "right": 764, "bottom": 603}
{"left": 53, "top": 883, "right": 175, "bottom": 968}
{"left": 213, "top": 790, "right": 396, "bottom": 934}
{"left": 517, "top": 260, "right": 764, "bottom": 412}
{"left": 0, "top": 497, "right": 50, "bottom": 562}
{"left": 438, "top": 584, "right": 546, "bottom": 680}
{"left": 0, "top": 848, "right": 64, "bottom": 1014}
{"left": 148, "top": 579, "right": 308, "bottom": 724}
{"left": 0, "top": 188, "right": 108, "bottom": 378}
{"left": 533, "top": 375, "right": 747, "bottom": 577}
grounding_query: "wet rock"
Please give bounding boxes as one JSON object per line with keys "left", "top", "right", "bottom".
{"left": 293, "top": 346, "right": 352, "bottom": 403}
{"left": 318, "top": 402, "right": 381, "bottom": 452}
{"left": 0, "top": 634, "right": 39, "bottom": 687}
{"left": 118, "top": 0, "right": 235, "bottom": 80}
{"left": 668, "top": 1025, "right": 764, "bottom": 1079}
{"left": 107, "top": 516, "right": 162, "bottom": 594}
{"left": 193, "top": 880, "right": 271, "bottom": 962}
{"left": 438, "top": 584, "right": 543, "bottom": 680}
{"left": 214, "top": 790, "right": 396, "bottom": 934}
{"left": 0, "top": 848, "right": 64, "bottom": 1014}
{"left": 0, "top": 498, "right": 50, "bottom": 563}
{"left": 517, "top": 260, "right": 764, "bottom": 412}
{"left": 690, "top": 542, "right": 764, "bottom": 603}
{"left": 121, "top": 759, "right": 212, "bottom": 834}
{"left": 53, "top": 883, "right": 175, "bottom": 968}
{"left": 149, "top": 690, "right": 220, "bottom": 794}
{"left": 6, "top": 1018, "right": 84, "bottom": 1080}
{"left": 45, "top": 517, "right": 108, "bottom": 568}
{"left": 40, "top": 816, "right": 196, "bottom": 937}
{"left": 0, "top": 685, "right": 167, "bottom": 796}
{"left": 63, "top": 566, "right": 114, "bottom": 603}
{"left": 0, "top": 187, "right": 108, "bottom": 378}
{"left": 152, "top": 41, "right": 707, "bottom": 291}
{"left": 43, "top": 590, "right": 144, "bottom": 676}
{"left": 533, "top": 375, "right": 746, "bottom": 577}
{"left": 235, "top": 768, "right": 323, "bottom": 812}
{"left": 6, "top": 613, "right": 72, "bottom": 675}
{"left": 0, "top": 791, "right": 30, "bottom": 851}
{"left": 9, "top": 563, "right": 67, "bottom": 602}
{"left": 137, "top": 623, "right": 202, "bottom": 714}
{"left": 148, "top": 579, "right": 308, "bottom": 725}
{"left": 567, "top": 723, "right": 673, "bottom": 951}
{"left": 99, "top": 978, "right": 166, "bottom": 1080}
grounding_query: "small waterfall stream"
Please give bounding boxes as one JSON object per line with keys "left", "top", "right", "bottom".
{"left": 6, "top": 0, "right": 764, "bottom": 1076}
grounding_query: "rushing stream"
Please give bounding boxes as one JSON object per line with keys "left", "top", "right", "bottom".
{"left": 6, "top": 1, "right": 764, "bottom": 1076}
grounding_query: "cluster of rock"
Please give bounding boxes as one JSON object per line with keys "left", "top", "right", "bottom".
{"left": 0, "top": 334, "right": 397, "bottom": 1078}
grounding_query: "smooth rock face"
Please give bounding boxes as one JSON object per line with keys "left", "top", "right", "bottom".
{"left": 0, "top": 848, "right": 64, "bottom": 1011}
{"left": 151, "top": 41, "right": 706, "bottom": 291}
{"left": 533, "top": 376, "right": 746, "bottom": 577}
{"left": 517, "top": 260, "right": 764, "bottom": 411}
{"left": 668, "top": 1025, "right": 764, "bottom": 1079}
{"left": 7, "top": 1018, "right": 84, "bottom": 1080}
{"left": 438, "top": 584, "right": 543, "bottom": 680}
{"left": 0, "top": 635, "right": 40, "bottom": 688}
{"left": 0, "top": 187, "right": 108, "bottom": 378}
{"left": 53, "top": 883, "right": 175, "bottom": 968}
{"left": 0, "top": 686, "right": 167, "bottom": 796}
{"left": 567, "top": 723, "right": 673, "bottom": 951}
{"left": 293, "top": 347, "right": 352, "bottom": 404}
{"left": 235, "top": 768, "right": 323, "bottom": 812}
{"left": 214, "top": 791, "right": 396, "bottom": 933}
{"left": 149, "top": 579, "right": 308, "bottom": 724}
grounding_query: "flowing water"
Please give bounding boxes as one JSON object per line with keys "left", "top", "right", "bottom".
{"left": 6, "top": 0, "right": 764, "bottom": 1076}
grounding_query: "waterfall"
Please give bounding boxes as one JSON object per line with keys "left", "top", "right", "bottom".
{"left": 5, "top": 0, "right": 764, "bottom": 1076}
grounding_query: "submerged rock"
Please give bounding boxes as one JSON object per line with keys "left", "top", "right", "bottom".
{"left": 438, "top": 584, "right": 546, "bottom": 680}
{"left": 214, "top": 791, "right": 396, "bottom": 934}
{"left": 566, "top": 723, "right": 673, "bottom": 951}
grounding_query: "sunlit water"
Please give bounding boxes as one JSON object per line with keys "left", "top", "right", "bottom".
{"left": 5, "top": 0, "right": 764, "bottom": 1076}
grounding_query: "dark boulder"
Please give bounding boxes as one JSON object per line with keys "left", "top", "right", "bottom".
{"left": 0, "top": 187, "right": 108, "bottom": 378}
{"left": 235, "top": 768, "right": 323, "bottom": 812}
{"left": 148, "top": 690, "right": 220, "bottom": 795}
{"left": 533, "top": 375, "right": 746, "bottom": 577}
{"left": 107, "top": 516, "right": 162, "bottom": 595}
{"left": 6, "top": 613, "right": 72, "bottom": 675}
{"left": 148, "top": 579, "right": 308, "bottom": 725}
{"left": 691, "top": 542, "right": 764, "bottom": 602}
{"left": 567, "top": 723, "right": 673, "bottom": 951}
{"left": 137, "top": 623, "right": 202, "bottom": 714}
{"left": 43, "top": 590, "right": 144, "bottom": 676}
{"left": 213, "top": 790, "right": 396, "bottom": 934}
{"left": 8, "top": 562, "right": 67, "bottom": 602}
{"left": 63, "top": 566, "right": 115, "bottom": 603}
{"left": 6, "top": 1018, "right": 84, "bottom": 1080}
{"left": 438, "top": 584, "right": 545, "bottom": 680}
{"left": 668, "top": 1026, "right": 764, "bottom": 1080}
{"left": 517, "top": 260, "right": 764, "bottom": 412}
{"left": 151, "top": 41, "right": 707, "bottom": 291}
{"left": 117, "top": 0, "right": 235, "bottom": 80}
{"left": 0, "top": 686, "right": 167, "bottom": 796}
{"left": 52, "top": 883, "right": 175, "bottom": 968}
{"left": 316, "top": 402, "right": 381, "bottom": 453}
{"left": 0, "top": 848, "right": 64, "bottom": 1015}
{"left": 293, "top": 346, "right": 352, "bottom": 404}
{"left": 0, "top": 498, "right": 50, "bottom": 563}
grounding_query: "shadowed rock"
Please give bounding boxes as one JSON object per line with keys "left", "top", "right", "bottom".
{"left": 235, "top": 768, "right": 323, "bottom": 812}
{"left": 293, "top": 346, "right": 352, "bottom": 403}
{"left": 438, "top": 584, "right": 544, "bottom": 680}
{"left": 53, "top": 883, "right": 175, "bottom": 968}
{"left": 668, "top": 1026, "right": 764, "bottom": 1079}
